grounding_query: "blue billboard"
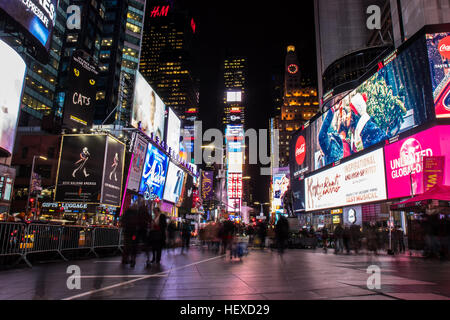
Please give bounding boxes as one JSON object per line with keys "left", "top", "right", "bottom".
{"left": 139, "top": 144, "right": 169, "bottom": 200}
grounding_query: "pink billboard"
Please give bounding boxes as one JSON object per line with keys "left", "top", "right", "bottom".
{"left": 385, "top": 126, "right": 450, "bottom": 199}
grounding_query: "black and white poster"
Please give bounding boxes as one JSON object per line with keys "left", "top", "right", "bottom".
{"left": 55, "top": 135, "right": 107, "bottom": 203}
{"left": 100, "top": 136, "right": 126, "bottom": 207}
{"left": 181, "top": 174, "right": 194, "bottom": 211}
{"left": 62, "top": 50, "right": 98, "bottom": 129}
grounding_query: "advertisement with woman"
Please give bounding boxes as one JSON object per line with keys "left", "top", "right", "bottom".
{"left": 0, "top": 40, "right": 26, "bottom": 157}
{"left": 311, "top": 36, "right": 431, "bottom": 171}
{"left": 131, "top": 72, "right": 165, "bottom": 141}
{"left": 163, "top": 162, "right": 186, "bottom": 204}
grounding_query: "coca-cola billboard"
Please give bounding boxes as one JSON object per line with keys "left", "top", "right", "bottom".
{"left": 384, "top": 125, "right": 450, "bottom": 200}
{"left": 427, "top": 32, "right": 450, "bottom": 119}
{"left": 305, "top": 149, "right": 386, "bottom": 212}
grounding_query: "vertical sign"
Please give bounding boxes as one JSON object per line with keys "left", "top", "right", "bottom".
{"left": 423, "top": 156, "right": 445, "bottom": 192}
{"left": 201, "top": 171, "right": 214, "bottom": 201}
{"left": 100, "top": 136, "right": 126, "bottom": 207}
{"left": 63, "top": 50, "right": 98, "bottom": 129}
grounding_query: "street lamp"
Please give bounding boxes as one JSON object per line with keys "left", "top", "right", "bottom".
{"left": 27, "top": 155, "right": 48, "bottom": 220}
{"left": 254, "top": 202, "right": 270, "bottom": 217}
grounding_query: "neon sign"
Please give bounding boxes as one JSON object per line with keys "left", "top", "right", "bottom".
{"left": 191, "top": 18, "right": 196, "bottom": 33}
{"left": 149, "top": 6, "right": 170, "bottom": 18}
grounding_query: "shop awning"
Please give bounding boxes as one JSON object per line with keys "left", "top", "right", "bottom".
{"left": 390, "top": 185, "right": 450, "bottom": 212}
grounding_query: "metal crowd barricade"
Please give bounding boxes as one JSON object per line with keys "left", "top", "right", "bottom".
{"left": 59, "top": 226, "right": 94, "bottom": 256}
{"left": 23, "top": 224, "right": 67, "bottom": 265}
{"left": 0, "top": 222, "right": 123, "bottom": 267}
{"left": 0, "top": 222, "right": 28, "bottom": 265}
{"left": 90, "top": 227, "right": 122, "bottom": 257}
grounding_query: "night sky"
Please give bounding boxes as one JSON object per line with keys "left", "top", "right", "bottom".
{"left": 189, "top": 0, "right": 317, "bottom": 205}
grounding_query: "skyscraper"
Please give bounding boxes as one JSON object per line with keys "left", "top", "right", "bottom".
{"left": 139, "top": 0, "right": 199, "bottom": 122}
{"left": 276, "top": 46, "right": 319, "bottom": 167}
{"left": 222, "top": 56, "right": 247, "bottom": 128}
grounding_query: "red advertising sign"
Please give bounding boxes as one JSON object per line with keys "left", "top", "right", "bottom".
{"left": 439, "top": 36, "right": 450, "bottom": 60}
{"left": 423, "top": 156, "right": 445, "bottom": 192}
{"left": 295, "top": 135, "right": 306, "bottom": 166}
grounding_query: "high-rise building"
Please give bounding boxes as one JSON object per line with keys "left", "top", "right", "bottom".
{"left": 276, "top": 46, "right": 319, "bottom": 167}
{"left": 55, "top": 0, "right": 136, "bottom": 127}
{"left": 139, "top": 0, "right": 199, "bottom": 122}
{"left": 314, "top": 0, "right": 393, "bottom": 110}
{"left": 0, "top": 0, "right": 68, "bottom": 125}
{"left": 222, "top": 56, "right": 247, "bottom": 128}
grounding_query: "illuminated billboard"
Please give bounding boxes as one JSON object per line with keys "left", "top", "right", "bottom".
{"left": 272, "top": 167, "right": 290, "bottom": 214}
{"left": 100, "top": 136, "right": 126, "bottom": 207}
{"left": 62, "top": 50, "right": 98, "bottom": 129}
{"left": 127, "top": 134, "right": 148, "bottom": 192}
{"left": 227, "top": 91, "right": 242, "bottom": 103}
{"left": 384, "top": 126, "right": 450, "bottom": 200}
{"left": 166, "top": 108, "right": 181, "bottom": 156}
{"left": 131, "top": 72, "right": 166, "bottom": 141}
{"left": 163, "top": 161, "right": 186, "bottom": 204}
{"left": 139, "top": 144, "right": 169, "bottom": 200}
{"left": 291, "top": 35, "right": 432, "bottom": 175}
{"left": 305, "top": 149, "right": 387, "bottom": 211}
{"left": 0, "top": 0, "right": 57, "bottom": 52}
{"left": 228, "top": 152, "right": 243, "bottom": 173}
{"left": 426, "top": 32, "right": 450, "bottom": 119}
{"left": 0, "top": 40, "right": 26, "bottom": 157}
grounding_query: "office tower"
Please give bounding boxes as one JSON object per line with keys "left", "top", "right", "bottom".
{"left": 0, "top": 0, "right": 69, "bottom": 125}
{"left": 222, "top": 55, "right": 247, "bottom": 128}
{"left": 314, "top": 0, "right": 393, "bottom": 110}
{"left": 276, "top": 46, "right": 319, "bottom": 167}
{"left": 139, "top": 0, "right": 199, "bottom": 121}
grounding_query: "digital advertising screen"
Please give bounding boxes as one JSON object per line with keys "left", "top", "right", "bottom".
{"left": 166, "top": 108, "right": 181, "bottom": 156}
{"left": 227, "top": 173, "right": 242, "bottom": 200}
{"left": 55, "top": 135, "right": 107, "bottom": 203}
{"left": 126, "top": 134, "right": 148, "bottom": 192}
{"left": 426, "top": 32, "right": 450, "bottom": 119}
{"left": 384, "top": 125, "right": 450, "bottom": 200}
{"left": 0, "top": 164, "right": 16, "bottom": 203}
{"left": 0, "top": 40, "right": 26, "bottom": 157}
{"left": 305, "top": 148, "right": 387, "bottom": 212}
{"left": 163, "top": 161, "right": 185, "bottom": 204}
{"left": 272, "top": 167, "right": 290, "bottom": 214}
{"left": 289, "top": 127, "right": 312, "bottom": 181}
{"left": 0, "top": 0, "right": 57, "bottom": 52}
{"left": 131, "top": 72, "right": 166, "bottom": 141}
{"left": 297, "top": 36, "right": 431, "bottom": 174}
{"left": 100, "top": 136, "right": 126, "bottom": 207}
{"left": 139, "top": 144, "right": 169, "bottom": 201}
{"left": 227, "top": 152, "right": 243, "bottom": 173}
{"left": 62, "top": 50, "right": 98, "bottom": 129}
{"left": 201, "top": 171, "right": 214, "bottom": 201}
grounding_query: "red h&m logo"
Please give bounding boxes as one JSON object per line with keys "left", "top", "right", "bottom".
{"left": 150, "top": 6, "right": 170, "bottom": 17}
{"left": 191, "top": 18, "right": 196, "bottom": 33}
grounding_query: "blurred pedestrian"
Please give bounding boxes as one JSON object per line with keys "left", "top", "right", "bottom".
{"left": 256, "top": 221, "right": 267, "bottom": 249}
{"left": 343, "top": 226, "right": 351, "bottom": 254}
{"left": 334, "top": 224, "right": 344, "bottom": 254}
{"left": 167, "top": 220, "right": 177, "bottom": 251}
{"left": 147, "top": 207, "right": 167, "bottom": 265}
{"left": 181, "top": 220, "right": 192, "bottom": 253}
{"left": 120, "top": 201, "right": 140, "bottom": 267}
{"left": 321, "top": 227, "right": 329, "bottom": 253}
{"left": 275, "top": 216, "right": 289, "bottom": 254}
{"left": 367, "top": 222, "right": 378, "bottom": 255}
{"left": 350, "top": 224, "right": 361, "bottom": 254}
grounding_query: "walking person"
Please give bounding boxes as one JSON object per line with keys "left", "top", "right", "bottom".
{"left": 147, "top": 207, "right": 167, "bottom": 266}
{"left": 275, "top": 215, "right": 289, "bottom": 255}
{"left": 181, "top": 220, "right": 192, "bottom": 254}
{"left": 167, "top": 220, "right": 177, "bottom": 252}
{"left": 321, "top": 227, "right": 329, "bottom": 253}
{"left": 334, "top": 224, "right": 344, "bottom": 254}
{"left": 120, "top": 201, "right": 140, "bottom": 267}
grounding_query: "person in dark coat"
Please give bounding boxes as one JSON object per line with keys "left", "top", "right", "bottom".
{"left": 181, "top": 220, "right": 192, "bottom": 253}
{"left": 334, "top": 224, "right": 344, "bottom": 254}
{"left": 147, "top": 207, "right": 167, "bottom": 265}
{"left": 120, "top": 202, "right": 140, "bottom": 267}
{"left": 275, "top": 216, "right": 289, "bottom": 254}
{"left": 256, "top": 221, "right": 267, "bottom": 249}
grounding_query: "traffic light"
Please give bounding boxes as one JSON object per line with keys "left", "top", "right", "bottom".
{"left": 29, "top": 198, "right": 35, "bottom": 209}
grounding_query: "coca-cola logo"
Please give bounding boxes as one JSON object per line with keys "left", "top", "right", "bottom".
{"left": 295, "top": 135, "right": 306, "bottom": 165}
{"left": 438, "top": 36, "right": 450, "bottom": 60}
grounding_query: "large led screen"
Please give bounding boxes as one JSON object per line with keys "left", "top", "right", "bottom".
{"left": 0, "top": 40, "right": 26, "bottom": 156}
{"left": 139, "top": 144, "right": 169, "bottom": 200}
{"left": 272, "top": 167, "right": 290, "bottom": 214}
{"left": 166, "top": 108, "right": 181, "bottom": 156}
{"left": 163, "top": 161, "right": 186, "bottom": 204}
{"left": 0, "top": 0, "right": 57, "bottom": 52}
{"left": 127, "top": 134, "right": 148, "bottom": 192}
{"left": 426, "top": 32, "right": 450, "bottom": 119}
{"left": 292, "top": 36, "right": 432, "bottom": 175}
{"left": 131, "top": 72, "right": 165, "bottom": 141}
{"left": 384, "top": 125, "right": 450, "bottom": 200}
{"left": 305, "top": 149, "right": 387, "bottom": 211}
